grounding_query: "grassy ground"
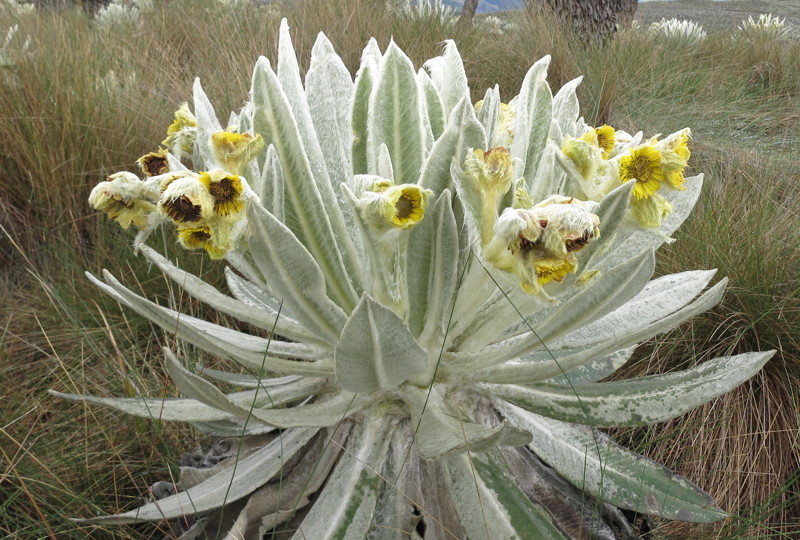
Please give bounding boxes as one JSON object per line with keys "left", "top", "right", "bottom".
{"left": 1, "top": 0, "right": 798, "bottom": 538}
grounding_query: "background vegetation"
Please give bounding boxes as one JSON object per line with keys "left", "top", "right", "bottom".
{"left": 1, "top": 0, "right": 798, "bottom": 537}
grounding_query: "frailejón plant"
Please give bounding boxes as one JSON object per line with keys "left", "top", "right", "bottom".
{"left": 55, "top": 19, "right": 774, "bottom": 539}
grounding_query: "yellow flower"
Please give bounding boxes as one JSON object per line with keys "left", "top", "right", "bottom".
{"left": 464, "top": 147, "right": 514, "bottom": 194}
{"left": 594, "top": 125, "right": 616, "bottom": 158}
{"left": 164, "top": 103, "right": 196, "bottom": 137}
{"left": 561, "top": 136, "right": 600, "bottom": 181}
{"left": 382, "top": 184, "right": 431, "bottom": 229}
{"left": 619, "top": 144, "right": 664, "bottom": 200}
{"left": 161, "top": 103, "right": 197, "bottom": 155}
{"left": 528, "top": 195, "right": 600, "bottom": 259}
{"left": 88, "top": 172, "right": 157, "bottom": 230}
{"left": 630, "top": 192, "right": 674, "bottom": 228}
{"left": 177, "top": 224, "right": 226, "bottom": 259}
{"left": 210, "top": 131, "right": 265, "bottom": 175}
{"left": 198, "top": 169, "right": 245, "bottom": 217}
{"left": 463, "top": 147, "right": 514, "bottom": 245}
{"left": 535, "top": 257, "right": 575, "bottom": 286}
{"left": 657, "top": 128, "right": 691, "bottom": 190}
{"left": 136, "top": 148, "right": 169, "bottom": 177}
{"left": 483, "top": 197, "right": 599, "bottom": 296}
{"left": 159, "top": 174, "right": 213, "bottom": 223}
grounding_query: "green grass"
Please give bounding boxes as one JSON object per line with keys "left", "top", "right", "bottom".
{"left": 1, "top": 1, "right": 798, "bottom": 538}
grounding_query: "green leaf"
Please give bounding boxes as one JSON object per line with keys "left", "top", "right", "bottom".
{"left": 223, "top": 267, "right": 324, "bottom": 346}
{"left": 351, "top": 49, "right": 377, "bottom": 176}
{"left": 368, "top": 41, "right": 424, "bottom": 184}
{"left": 405, "top": 386, "right": 531, "bottom": 460}
{"left": 334, "top": 294, "right": 429, "bottom": 393}
{"left": 447, "top": 249, "right": 656, "bottom": 370}
{"left": 424, "top": 40, "right": 469, "bottom": 119}
{"left": 545, "top": 346, "right": 636, "bottom": 385}
{"left": 191, "top": 78, "right": 222, "bottom": 169}
{"left": 306, "top": 31, "right": 354, "bottom": 192}
{"left": 250, "top": 390, "right": 373, "bottom": 429}
{"left": 79, "top": 427, "right": 317, "bottom": 524}
{"left": 88, "top": 271, "right": 331, "bottom": 376}
{"left": 49, "top": 376, "right": 325, "bottom": 423}
{"left": 250, "top": 55, "right": 361, "bottom": 311}
{"left": 551, "top": 76, "right": 583, "bottom": 140}
{"left": 418, "top": 67, "right": 445, "bottom": 144}
{"left": 291, "top": 414, "right": 396, "bottom": 539}
{"left": 257, "top": 144, "right": 285, "bottom": 221}
{"left": 305, "top": 32, "right": 363, "bottom": 266}
{"left": 138, "top": 244, "right": 313, "bottom": 344}
{"left": 476, "top": 85, "right": 500, "bottom": 147}
{"left": 473, "top": 277, "right": 729, "bottom": 385}
{"left": 247, "top": 200, "right": 348, "bottom": 345}
{"left": 162, "top": 347, "right": 263, "bottom": 418}
{"left": 497, "top": 402, "right": 729, "bottom": 523}
{"left": 407, "top": 190, "right": 461, "bottom": 345}
{"left": 511, "top": 56, "right": 553, "bottom": 190}
{"left": 489, "top": 350, "right": 773, "bottom": 427}
{"left": 421, "top": 96, "right": 486, "bottom": 196}
{"left": 441, "top": 450, "right": 569, "bottom": 539}
{"left": 555, "top": 269, "right": 718, "bottom": 350}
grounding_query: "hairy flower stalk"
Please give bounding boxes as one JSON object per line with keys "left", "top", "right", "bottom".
{"left": 62, "top": 20, "right": 774, "bottom": 539}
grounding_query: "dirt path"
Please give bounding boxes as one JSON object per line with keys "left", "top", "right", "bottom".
{"left": 636, "top": 0, "right": 800, "bottom": 38}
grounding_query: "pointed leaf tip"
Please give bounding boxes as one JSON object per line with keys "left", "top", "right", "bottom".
{"left": 335, "top": 294, "right": 428, "bottom": 393}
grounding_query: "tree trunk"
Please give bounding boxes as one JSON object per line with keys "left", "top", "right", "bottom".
{"left": 528, "top": 0, "right": 638, "bottom": 45}
{"left": 458, "top": 0, "right": 480, "bottom": 26}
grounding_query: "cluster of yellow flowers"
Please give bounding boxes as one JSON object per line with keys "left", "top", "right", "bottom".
{"left": 462, "top": 146, "right": 601, "bottom": 296}
{"left": 90, "top": 97, "right": 690, "bottom": 298}
{"left": 89, "top": 104, "right": 264, "bottom": 259}
{"left": 561, "top": 123, "right": 692, "bottom": 228}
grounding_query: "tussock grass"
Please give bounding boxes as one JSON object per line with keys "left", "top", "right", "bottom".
{"left": 1, "top": 1, "right": 798, "bottom": 538}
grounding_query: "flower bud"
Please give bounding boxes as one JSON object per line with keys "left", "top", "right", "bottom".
{"left": 88, "top": 171, "right": 157, "bottom": 230}
{"left": 210, "top": 131, "right": 265, "bottom": 175}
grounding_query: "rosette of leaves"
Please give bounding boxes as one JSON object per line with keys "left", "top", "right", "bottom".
{"left": 54, "top": 19, "right": 773, "bottom": 539}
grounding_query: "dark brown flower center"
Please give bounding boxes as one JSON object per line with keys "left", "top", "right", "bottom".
{"left": 209, "top": 177, "right": 237, "bottom": 203}
{"left": 395, "top": 195, "right": 414, "bottom": 220}
{"left": 144, "top": 155, "right": 168, "bottom": 177}
{"left": 566, "top": 230, "right": 593, "bottom": 252}
{"left": 165, "top": 196, "right": 202, "bottom": 222}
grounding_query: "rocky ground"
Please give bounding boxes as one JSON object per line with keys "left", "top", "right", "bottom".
{"left": 636, "top": 0, "right": 800, "bottom": 38}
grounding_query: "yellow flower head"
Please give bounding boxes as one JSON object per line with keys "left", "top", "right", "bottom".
{"left": 159, "top": 174, "right": 213, "bottom": 223}
{"left": 210, "top": 131, "right": 265, "bottom": 175}
{"left": 483, "top": 198, "right": 598, "bottom": 296}
{"left": 630, "top": 192, "right": 674, "bottom": 228}
{"left": 657, "top": 128, "right": 691, "bottom": 190}
{"left": 165, "top": 103, "right": 196, "bottom": 137}
{"left": 535, "top": 257, "right": 575, "bottom": 286}
{"left": 161, "top": 103, "right": 197, "bottom": 155}
{"left": 382, "top": 184, "right": 432, "bottom": 229}
{"left": 594, "top": 125, "right": 616, "bottom": 158}
{"left": 619, "top": 144, "right": 664, "bottom": 200}
{"left": 528, "top": 195, "right": 600, "bottom": 259}
{"left": 177, "top": 224, "right": 226, "bottom": 259}
{"left": 464, "top": 147, "right": 514, "bottom": 195}
{"left": 496, "top": 101, "right": 516, "bottom": 146}
{"left": 198, "top": 169, "right": 245, "bottom": 217}
{"left": 464, "top": 147, "right": 514, "bottom": 244}
{"left": 136, "top": 148, "right": 169, "bottom": 177}
{"left": 88, "top": 172, "right": 157, "bottom": 230}
{"left": 561, "top": 136, "right": 601, "bottom": 181}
